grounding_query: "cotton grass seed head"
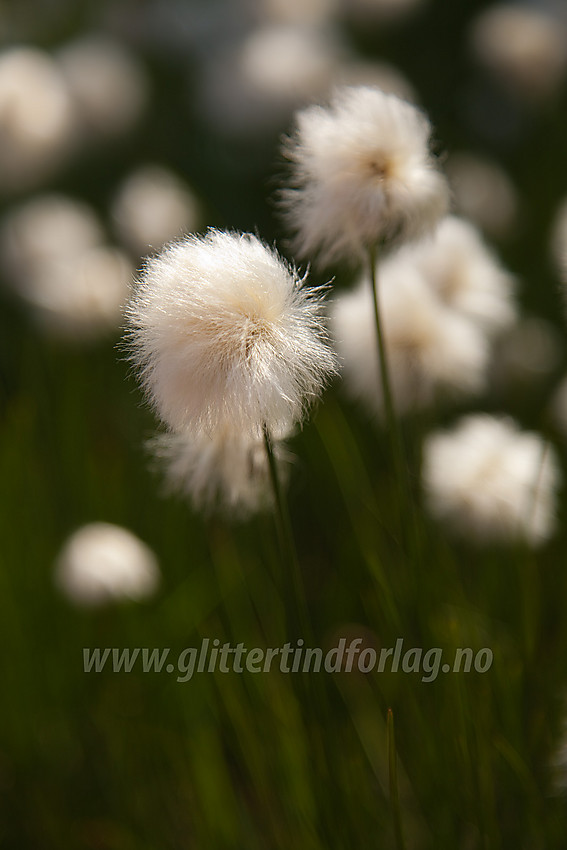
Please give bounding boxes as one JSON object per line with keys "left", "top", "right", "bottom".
{"left": 330, "top": 257, "right": 488, "bottom": 417}
{"left": 150, "top": 426, "right": 290, "bottom": 517}
{"left": 55, "top": 522, "right": 160, "bottom": 607}
{"left": 125, "top": 229, "right": 338, "bottom": 436}
{"left": 399, "top": 216, "right": 517, "bottom": 335}
{"left": 422, "top": 415, "right": 560, "bottom": 547}
{"left": 280, "top": 85, "right": 449, "bottom": 267}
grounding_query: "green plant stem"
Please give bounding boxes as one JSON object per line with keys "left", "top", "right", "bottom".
{"left": 368, "top": 245, "right": 418, "bottom": 564}
{"left": 263, "top": 423, "right": 311, "bottom": 643}
{"left": 387, "top": 708, "right": 407, "bottom": 850}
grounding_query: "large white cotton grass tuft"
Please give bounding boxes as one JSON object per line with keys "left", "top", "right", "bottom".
{"left": 0, "top": 47, "right": 76, "bottom": 192}
{"left": 125, "top": 229, "right": 338, "bottom": 436}
{"left": 55, "top": 523, "right": 160, "bottom": 607}
{"left": 111, "top": 164, "right": 200, "bottom": 257}
{"left": 329, "top": 257, "right": 488, "bottom": 417}
{"left": 280, "top": 85, "right": 449, "bottom": 267}
{"left": 149, "top": 427, "right": 290, "bottom": 517}
{"left": 422, "top": 415, "right": 560, "bottom": 547}
{"left": 398, "top": 216, "right": 517, "bottom": 335}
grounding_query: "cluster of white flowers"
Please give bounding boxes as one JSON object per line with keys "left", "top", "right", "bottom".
{"left": 0, "top": 195, "right": 132, "bottom": 339}
{"left": 0, "top": 40, "right": 148, "bottom": 195}
{"left": 330, "top": 214, "right": 516, "bottom": 417}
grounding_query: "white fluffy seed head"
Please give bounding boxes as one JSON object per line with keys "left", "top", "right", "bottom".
{"left": 125, "top": 229, "right": 338, "bottom": 436}
{"left": 398, "top": 216, "right": 517, "bottom": 335}
{"left": 0, "top": 47, "right": 76, "bottom": 192}
{"left": 55, "top": 522, "right": 160, "bottom": 607}
{"left": 112, "top": 164, "right": 200, "bottom": 257}
{"left": 149, "top": 426, "right": 290, "bottom": 517}
{"left": 280, "top": 85, "right": 449, "bottom": 267}
{"left": 330, "top": 257, "right": 489, "bottom": 417}
{"left": 0, "top": 194, "right": 104, "bottom": 293}
{"left": 56, "top": 37, "right": 148, "bottom": 139}
{"left": 0, "top": 195, "right": 131, "bottom": 339}
{"left": 470, "top": 4, "right": 567, "bottom": 101}
{"left": 422, "top": 415, "right": 560, "bottom": 547}
{"left": 199, "top": 25, "right": 338, "bottom": 139}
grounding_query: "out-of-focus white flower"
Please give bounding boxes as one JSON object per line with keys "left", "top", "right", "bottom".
{"left": 445, "top": 152, "right": 519, "bottom": 239}
{"left": 470, "top": 4, "right": 567, "bottom": 100}
{"left": 199, "top": 25, "right": 338, "bottom": 138}
{"left": 0, "top": 194, "right": 103, "bottom": 292}
{"left": 57, "top": 37, "right": 148, "bottom": 139}
{"left": 422, "top": 414, "right": 560, "bottom": 547}
{"left": 112, "top": 164, "right": 200, "bottom": 257}
{"left": 55, "top": 522, "right": 160, "bottom": 606}
{"left": 0, "top": 195, "right": 132, "bottom": 339}
{"left": 337, "top": 0, "right": 427, "bottom": 27}
{"left": 125, "top": 229, "right": 338, "bottom": 436}
{"left": 399, "top": 216, "right": 517, "bottom": 335}
{"left": 31, "top": 246, "right": 133, "bottom": 339}
{"left": 150, "top": 426, "right": 290, "bottom": 516}
{"left": 330, "top": 256, "right": 488, "bottom": 416}
{"left": 0, "top": 47, "right": 76, "bottom": 192}
{"left": 550, "top": 196, "right": 567, "bottom": 284}
{"left": 280, "top": 85, "right": 449, "bottom": 267}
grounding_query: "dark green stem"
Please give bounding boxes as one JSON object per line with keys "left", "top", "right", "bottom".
{"left": 263, "top": 423, "right": 311, "bottom": 642}
{"left": 369, "top": 245, "right": 419, "bottom": 565}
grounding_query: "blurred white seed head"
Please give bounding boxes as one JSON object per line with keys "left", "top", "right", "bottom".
{"left": 199, "top": 25, "right": 338, "bottom": 138}
{"left": 470, "top": 4, "right": 567, "bottom": 100}
{"left": 150, "top": 426, "right": 290, "bottom": 517}
{"left": 0, "top": 194, "right": 104, "bottom": 293}
{"left": 0, "top": 195, "right": 132, "bottom": 339}
{"left": 30, "top": 246, "right": 133, "bottom": 339}
{"left": 57, "top": 37, "right": 149, "bottom": 139}
{"left": 445, "top": 152, "right": 519, "bottom": 239}
{"left": 125, "top": 229, "right": 338, "bottom": 436}
{"left": 330, "top": 257, "right": 488, "bottom": 417}
{"left": 422, "top": 414, "right": 560, "bottom": 547}
{"left": 280, "top": 85, "right": 449, "bottom": 267}
{"left": 55, "top": 522, "right": 160, "bottom": 607}
{"left": 0, "top": 47, "right": 76, "bottom": 192}
{"left": 112, "top": 164, "right": 200, "bottom": 257}
{"left": 399, "top": 216, "right": 517, "bottom": 335}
